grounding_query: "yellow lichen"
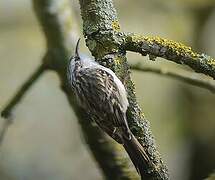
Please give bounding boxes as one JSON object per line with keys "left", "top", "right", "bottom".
{"left": 131, "top": 35, "right": 200, "bottom": 58}
{"left": 208, "top": 58, "right": 215, "bottom": 66}
{"left": 114, "top": 57, "right": 121, "bottom": 65}
{"left": 148, "top": 36, "right": 198, "bottom": 57}
{"left": 112, "top": 20, "right": 120, "bottom": 31}
{"left": 141, "top": 112, "right": 145, "bottom": 118}
{"left": 131, "top": 34, "right": 145, "bottom": 42}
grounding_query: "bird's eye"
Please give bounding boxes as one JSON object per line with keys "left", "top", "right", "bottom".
{"left": 75, "top": 57, "right": 80, "bottom": 61}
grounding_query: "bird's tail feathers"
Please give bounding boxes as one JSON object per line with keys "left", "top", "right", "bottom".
{"left": 123, "top": 133, "right": 151, "bottom": 179}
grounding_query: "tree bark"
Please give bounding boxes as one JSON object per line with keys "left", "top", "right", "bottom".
{"left": 33, "top": 0, "right": 138, "bottom": 179}
{"left": 79, "top": 0, "right": 169, "bottom": 179}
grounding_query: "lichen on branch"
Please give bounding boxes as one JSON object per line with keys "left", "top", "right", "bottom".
{"left": 124, "top": 33, "right": 215, "bottom": 79}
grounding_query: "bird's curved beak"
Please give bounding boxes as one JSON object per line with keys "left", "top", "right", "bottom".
{"left": 75, "top": 38, "right": 81, "bottom": 58}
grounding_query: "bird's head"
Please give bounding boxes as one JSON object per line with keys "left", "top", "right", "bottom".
{"left": 68, "top": 38, "right": 82, "bottom": 72}
{"left": 68, "top": 38, "right": 98, "bottom": 75}
{"left": 70, "top": 38, "right": 81, "bottom": 62}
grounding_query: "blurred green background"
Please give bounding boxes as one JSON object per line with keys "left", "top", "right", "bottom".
{"left": 0, "top": 0, "right": 215, "bottom": 179}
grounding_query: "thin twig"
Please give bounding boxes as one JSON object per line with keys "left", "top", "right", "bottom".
{"left": 0, "top": 116, "right": 12, "bottom": 145}
{"left": 1, "top": 63, "right": 46, "bottom": 119}
{"left": 131, "top": 63, "right": 215, "bottom": 93}
{"left": 0, "top": 63, "right": 46, "bottom": 147}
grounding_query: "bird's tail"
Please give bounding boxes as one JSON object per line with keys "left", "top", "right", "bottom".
{"left": 123, "top": 133, "right": 151, "bottom": 179}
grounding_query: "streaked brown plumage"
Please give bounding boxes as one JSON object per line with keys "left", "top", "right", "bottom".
{"left": 68, "top": 39, "right": 151, "bottom": 179}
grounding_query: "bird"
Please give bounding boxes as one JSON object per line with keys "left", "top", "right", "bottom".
{"left": 67, "top": 39, "right": 151, "bottom": 179}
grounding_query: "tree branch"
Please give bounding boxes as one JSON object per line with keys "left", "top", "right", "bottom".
{"left": 124, "top": 33, "right": 215, "bottom": 79}
{"left": 33, "top": 0, "right": 136, "bottom": 179}
{"left": 130, "top": 63, "right": 215, "bottom": 93}
{"left": 0, "top": 116, "right": 12, "bottom": 146}
{"left": 79, "top": 0, "right": 169, "bottom": 179}
{"left": 1, "top": 63, "right": 46, "bottom": 119}
{"left": 1, "top": 0, "right": 136, "bottom": 179}
{"left": 0, "top": 63, "right": 45, "bottom": 146}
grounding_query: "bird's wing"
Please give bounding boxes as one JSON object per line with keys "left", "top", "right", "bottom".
{"left": 76, "top": 67, "right": 129, "bottom": 129}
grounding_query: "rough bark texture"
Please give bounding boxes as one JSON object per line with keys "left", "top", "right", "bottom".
{"left": 124, "top": 33, "right": 215, "bottom": 79}
{"left": 79, "top": 0, "right": 169, "bottom": 179}
{"left": 33, "top": 0, "right": 138, "bottom": 179}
